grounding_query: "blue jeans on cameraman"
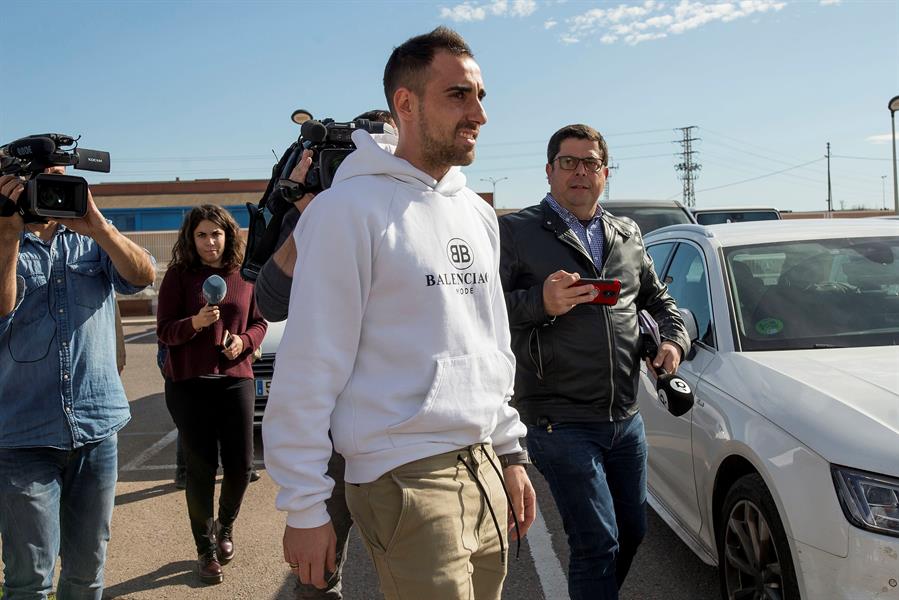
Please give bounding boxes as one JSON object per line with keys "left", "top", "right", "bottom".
{"left": 0, "top": 434, "right": 118, "bottom": 600}
{"left": 526, "top": 414, "right": 647, "bottom": 600}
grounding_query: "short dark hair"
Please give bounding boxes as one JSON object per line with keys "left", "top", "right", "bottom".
{"left": 547, "top": 124, "right": 608, "bottom": 167}
{"left": 353, "top": 109, "right": 395, "bottom": 127}
{"left": 383, "top": 27, "right": 473, "bottom": 117}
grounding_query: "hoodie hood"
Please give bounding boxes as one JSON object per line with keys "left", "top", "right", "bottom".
{"left": 331, "top": 129, "right": 468, "bottom": 196}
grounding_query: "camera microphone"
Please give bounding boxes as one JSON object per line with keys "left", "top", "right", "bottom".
{"left": 300, "top": 120, "right": 328, "bottom": 144}
{"left": 1, "top": 136, "right": 57, "bottom": 160}
{"left": 202, "top": 275, "right": 227, "bottom": 305}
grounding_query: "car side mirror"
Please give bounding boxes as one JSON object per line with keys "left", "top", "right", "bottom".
{"left": 679, "top": 307, "right": 699, "bottom": 342}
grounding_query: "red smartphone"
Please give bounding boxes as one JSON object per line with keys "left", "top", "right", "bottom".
{"left": 574, "top": 278, "right": 621, "bottom": 305}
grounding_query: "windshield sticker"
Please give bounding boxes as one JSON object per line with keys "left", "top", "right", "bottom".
{"left": 755, "top": 318, "right": 784, "bottom": 336}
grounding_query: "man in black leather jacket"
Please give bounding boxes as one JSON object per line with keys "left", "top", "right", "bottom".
{"left": 499, "top": 124, "right": 690, "bottom": 600}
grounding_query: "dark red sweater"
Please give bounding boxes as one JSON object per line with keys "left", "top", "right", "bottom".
{"left": 156, "top": 265, "right": 267, "bottom": 382}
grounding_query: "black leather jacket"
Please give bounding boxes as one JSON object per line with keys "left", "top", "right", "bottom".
{"left": 499, "top": 200, "right": 690, "bottom": 424}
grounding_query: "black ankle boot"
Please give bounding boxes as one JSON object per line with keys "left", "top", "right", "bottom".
{"left": 198, "top": 548, "right": 223, "bottom": 584}
{"left": 216, "top": 520, "right": 235, "bottom": 564}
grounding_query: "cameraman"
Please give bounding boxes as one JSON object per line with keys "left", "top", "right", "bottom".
{"left": 0, "top": 169, "right": 156, "bottom": 599}
{"left": 255, "top": 110, "right": 395, "bottom": 322}
{"left": 254, "top": 109, "right": 394, "bottom": 600}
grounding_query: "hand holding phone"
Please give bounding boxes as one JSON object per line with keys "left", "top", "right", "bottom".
{"left": 573, "top": 278, "right": 621, "bottom": 305}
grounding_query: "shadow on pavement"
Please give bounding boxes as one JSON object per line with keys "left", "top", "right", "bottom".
{"left": 102, "top": 560, "right": 201, "bottom": 598}
{"left": 114, "top": 482, "right": 181, "bottom": 507}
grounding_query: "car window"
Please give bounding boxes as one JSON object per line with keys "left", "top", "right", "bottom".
{"left": 694, "top": 210, "right": 780, "bottom": 225}
{"left": 725, "top": 236, "right": 899, "bottom": 350}
{"left": 647, "top": 243, "right": 675, "bottom": 278}
{"left": 665, "top": 243, "right": 714, "bottom": 346}
{"left": 605, "top": 206, "right": 693, "bottom": 234}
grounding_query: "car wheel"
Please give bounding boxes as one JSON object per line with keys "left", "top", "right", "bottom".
{"left": 717, "top": 473, "right": 800, "bottom": 600}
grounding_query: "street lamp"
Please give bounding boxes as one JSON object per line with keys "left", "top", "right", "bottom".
{"left": 883, "top": 175, "right": 888, "bottom": 211}
{"left": 480, "top": 176, "right": 509, "bottom": 207}
{"left": 889, "top": 95, "right": 899, "bottom": 214}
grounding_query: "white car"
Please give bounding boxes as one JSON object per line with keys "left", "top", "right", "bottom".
{"left": 639, "top": 219, "right": 899, "bottom": 599}
{"left": 251, "top": 319, "right": 285, "bottom": 427}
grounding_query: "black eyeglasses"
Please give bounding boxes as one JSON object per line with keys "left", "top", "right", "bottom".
{"left": 553, "top": 156, "right": 604, "bottom": 172}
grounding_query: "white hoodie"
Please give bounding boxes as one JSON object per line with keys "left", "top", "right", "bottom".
{"left": 262, "top": 130, "right": 527, "bottom": 529}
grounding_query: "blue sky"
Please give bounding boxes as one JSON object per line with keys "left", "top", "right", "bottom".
{"left": 2, "top": 0, "right": 897, "bottom": 212}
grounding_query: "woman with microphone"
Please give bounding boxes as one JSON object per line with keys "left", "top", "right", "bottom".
{"left": 156, "top": 204, "right": 267, "bottom": 585}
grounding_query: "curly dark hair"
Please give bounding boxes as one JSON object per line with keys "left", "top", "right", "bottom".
{"left": 168, "top": 204, "right": 244, "bottom": 272}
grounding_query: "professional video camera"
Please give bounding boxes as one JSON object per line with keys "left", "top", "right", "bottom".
{"left": 0, "top": 134, "right": 110, "bottom": 223}
{"left": 240, "top": 111, "right": 393, "bottom": 282}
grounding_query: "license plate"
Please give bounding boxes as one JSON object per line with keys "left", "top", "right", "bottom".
{"left": 255, "top": 379, "right": 271, "bottom": 397}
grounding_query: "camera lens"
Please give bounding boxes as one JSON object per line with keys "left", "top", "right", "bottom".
{"left": 37, "top": 183, "right": 69, "bottom": 209}
{"left": 328, "top": 155, "right": 346, "bottom": 173}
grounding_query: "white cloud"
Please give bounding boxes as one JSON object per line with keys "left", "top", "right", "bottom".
{"left": 440, "top": 3, "right": 487, "bottom": 21}
{"left": 560, "top": 0, "right": 785, "bottom": 46}
{"left": 820, "top": 0, "right": 841, "bottom": 5}
{"left": 440, "top": 0, "right": 536, "bottom": 22}
{"left": 866, "top": 134, "right": 893, "bottom": 144}
{"left": 544, "top": 19, "right": 559, "bottom": 29}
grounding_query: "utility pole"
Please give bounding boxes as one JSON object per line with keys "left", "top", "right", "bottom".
{"left": 602, "top": 157, "right": 619, "bottom": 201}
{"left": 883, "top": 175, "right": 888, "bottom": 210}
{"left": 674, "top": 126, "right": 701, "bottom": 207}
{"left": 480, "top": 176, "right": 509, "bottom": 207}
{"left": 826, "top": 142, "right": 833, "bottom": 213}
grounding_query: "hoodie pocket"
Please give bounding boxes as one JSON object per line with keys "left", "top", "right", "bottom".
{"left": 387, "top": 351, "right": 513, "bottom": 448}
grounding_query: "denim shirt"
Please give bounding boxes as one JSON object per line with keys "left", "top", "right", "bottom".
{"left": 545, "top": 193, "right": 605, "bottom": 271}
{"left": 0, "top": 224, "right": 154, "bottom": 449}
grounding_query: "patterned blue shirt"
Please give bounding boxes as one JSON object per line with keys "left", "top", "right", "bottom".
{"left": 0, "top": 224, "right": 154, "bottom": 449}
{"left": 545, "top": 193, "right": 605, "bottom": 271}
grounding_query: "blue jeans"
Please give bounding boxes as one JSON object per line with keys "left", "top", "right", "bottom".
{"left": 0, "top": 434, "right": 118, "bottom": 600}
{"left": 526, "top": 415, "right": 647, "bottom": 600}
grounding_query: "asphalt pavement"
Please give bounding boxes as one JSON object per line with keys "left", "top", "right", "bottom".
{"left": 1, "top": 321, "right": 721, "bottom": 599}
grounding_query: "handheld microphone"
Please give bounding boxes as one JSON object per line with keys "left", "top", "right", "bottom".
{"left": 202, "top": 275, "right": 227, "bottom": 305}
{"left": 654, "top": 372, "right": 694, "bottom": 417}
{"left": 638, "top": 310, "right": 694, "bottom": 417}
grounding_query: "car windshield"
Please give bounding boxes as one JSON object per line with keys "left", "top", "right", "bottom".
{"left": 725, "top": 236, "right": 899, "bottom": 350}
{"left": 605, "top": 206, "right": 693, "bottom": 233}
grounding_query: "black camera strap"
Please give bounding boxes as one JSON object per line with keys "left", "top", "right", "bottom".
{"left": 241, "top": 142, "right": 302, "bottom": 281}
{"left": 0, "top": 193, "right": 17, "bottom": 218}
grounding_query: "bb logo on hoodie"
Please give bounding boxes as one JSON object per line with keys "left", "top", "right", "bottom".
{"left": 447, "top": 238, "right": 473, "bottom": 270}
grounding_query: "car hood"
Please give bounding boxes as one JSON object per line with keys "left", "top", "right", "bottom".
{"left": 705, "top": 347, "right": 899, "bottom": 477}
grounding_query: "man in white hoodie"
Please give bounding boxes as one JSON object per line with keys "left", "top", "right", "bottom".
{"left": 262, "top": 27, "right": 536, "bottom": 600}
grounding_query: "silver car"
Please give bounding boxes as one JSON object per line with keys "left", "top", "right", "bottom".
{"left": 640, "top": 219, "right": 899, "bottom": 600}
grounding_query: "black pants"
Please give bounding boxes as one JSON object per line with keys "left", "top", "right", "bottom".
{"left": 165, "top": 376, "right": 254, "bottom": 554}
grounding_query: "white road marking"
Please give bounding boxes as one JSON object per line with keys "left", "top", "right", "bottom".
{"left": 529, "top": 503, "right": 570, "bottom": 600}
{"left": 124, "top": 329, "right": 157, "bottom": 343}
{"left": 120, "top": 429, "right": 178, "bottom": 472}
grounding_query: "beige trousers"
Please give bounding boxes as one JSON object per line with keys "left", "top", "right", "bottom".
{"left": 345, "top": 444, "right": 509, "bottom": 600}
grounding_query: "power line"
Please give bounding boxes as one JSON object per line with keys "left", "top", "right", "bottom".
{"left": 832, "top": 154, "right": 892, "bottom": 161}
{"left": 687, "top": 158, "right": 825, "bottom": 195}
{"left": 701, "top": 140, "right": 881, "bottom": 187}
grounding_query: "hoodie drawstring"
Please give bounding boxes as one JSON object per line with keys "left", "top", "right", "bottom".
{"left": 457, "top": 444, "right": 522, "bottom": 565}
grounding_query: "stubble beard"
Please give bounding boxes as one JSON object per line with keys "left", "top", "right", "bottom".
{"left": 418, "top": 103, "right": 475, "bottom": 175}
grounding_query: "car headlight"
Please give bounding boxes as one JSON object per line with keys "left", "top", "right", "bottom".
{"left": 832, "top": 465, "right": 899, "bottom": 538}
